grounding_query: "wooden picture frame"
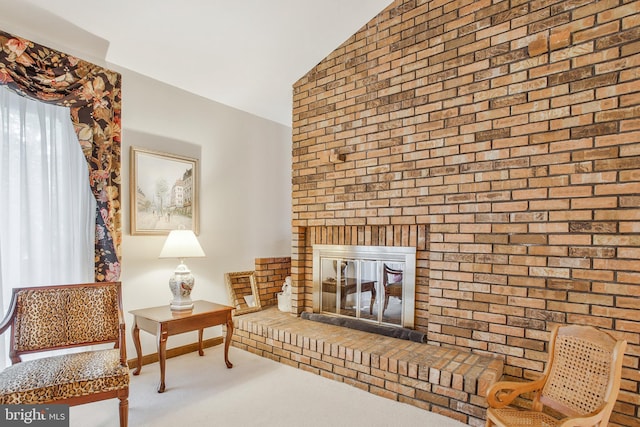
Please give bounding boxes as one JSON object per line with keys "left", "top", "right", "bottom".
{"left": 224, "top": 271, "right": 262, "bottom": 315}
{"left": 130, "top": 147, "right": 199, "bottom": 235}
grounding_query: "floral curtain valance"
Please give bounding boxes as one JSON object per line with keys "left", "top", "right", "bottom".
{"left": 0, "top": 30, "right": 121, "bottom": 282}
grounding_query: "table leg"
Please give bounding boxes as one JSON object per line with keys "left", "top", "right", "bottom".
{"left": 224, "top": 314, "right": 233, "bottom": 368}
{"left": 157, "top": 326, "right": 168, "bottom": 393}
{"left": 132, "top": 319, "right": 142, "bottom": 375}
{"left": 370, "top": 285, "right": 376, "bottom": 315}
{"left": 198, "top": 329, "right": 204, "bottom": 356}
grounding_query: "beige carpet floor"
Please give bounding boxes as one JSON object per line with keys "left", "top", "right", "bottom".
{"left": 70, "top": 345, "right": 469, "bottom": 427}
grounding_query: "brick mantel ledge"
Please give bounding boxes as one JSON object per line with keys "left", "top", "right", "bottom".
{"left": 230, "top": 307, "right": 504, "bottom": 426}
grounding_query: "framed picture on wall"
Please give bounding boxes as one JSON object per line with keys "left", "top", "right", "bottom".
{"left": 130, "top": 147, "right": 199, "bottom": 235}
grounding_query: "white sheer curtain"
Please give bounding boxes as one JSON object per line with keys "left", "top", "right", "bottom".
{"left": 0, "top": 85, "right": 96, "bottom": 368}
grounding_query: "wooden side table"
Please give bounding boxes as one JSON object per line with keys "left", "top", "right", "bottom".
{"left": 130, "top": 300, "right": 234, "bottom": 392}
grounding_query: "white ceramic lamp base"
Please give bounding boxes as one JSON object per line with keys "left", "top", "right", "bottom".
{"left": 169, "top": 262, "right": 195, "bottom": 311}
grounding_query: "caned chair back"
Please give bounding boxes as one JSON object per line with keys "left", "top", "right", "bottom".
{"left": 538, "top": 325, "right": 625, "bottom": 418}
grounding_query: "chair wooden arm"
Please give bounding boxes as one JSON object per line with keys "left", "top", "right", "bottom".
{"left": 486, "top": 378, "right": 545, "bottom": 409}
{"left": 0, "top": 296, "right": 17, "bottom": 336}
{"left": 115, "top": 294, "right": 128, "bottom": 366}
{"left": 118, "top": 320, "right": 128, "bottom": 366}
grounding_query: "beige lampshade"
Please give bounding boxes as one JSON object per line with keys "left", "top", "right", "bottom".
{"left": 159, "top": 229, "right": 205, "bottom": 259}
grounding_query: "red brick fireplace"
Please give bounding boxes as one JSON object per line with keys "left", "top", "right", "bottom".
{"left": 289, "top": 1, "right": 640, "bottom": 425}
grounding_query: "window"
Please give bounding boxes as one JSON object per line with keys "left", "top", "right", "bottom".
{"left": 0, "top": 85, "right": 95, "bottom": 367}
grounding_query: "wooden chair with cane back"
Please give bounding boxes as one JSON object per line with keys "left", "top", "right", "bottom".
{"left": 485, "top": 324, "right": 627, "bottom": 427}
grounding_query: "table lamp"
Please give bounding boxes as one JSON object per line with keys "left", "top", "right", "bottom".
{"left": 159, "top": 229, "right": 205, "bottom": 310}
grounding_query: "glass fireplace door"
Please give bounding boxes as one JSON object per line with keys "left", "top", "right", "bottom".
{"left": 319, "top": 258, "right": 381, "bottom": 321}
{"left": 314, "top": 245, "right": 415, "bottom": 328}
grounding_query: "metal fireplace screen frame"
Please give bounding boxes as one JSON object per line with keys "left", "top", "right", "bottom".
{"left": 312, "top": 244, "right": 416, "bottom": 329}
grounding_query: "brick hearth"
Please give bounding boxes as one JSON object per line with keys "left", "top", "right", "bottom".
{"left": 231, "top": 307, "right": 504, "bottom": 426}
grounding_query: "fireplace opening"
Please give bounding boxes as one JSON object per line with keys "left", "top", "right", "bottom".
{"left": 312, "top": 244, "right": 416, "bottom": 329}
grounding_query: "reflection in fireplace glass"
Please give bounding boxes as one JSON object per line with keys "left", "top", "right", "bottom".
{"left": 319, "top": 257, "right": 404, "bottom": 326}
{"left": 313, "top": 245, "right": 416, "bottom": 329}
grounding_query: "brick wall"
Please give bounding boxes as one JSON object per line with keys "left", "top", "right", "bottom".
{"left": 254, "top": 257, "right": 291, "bottom": 306}
{"left": 291, "top": 0, "right": 640, "bottom": 425}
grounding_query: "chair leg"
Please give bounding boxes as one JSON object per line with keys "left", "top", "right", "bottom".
{"left": 119, "top": 396, "right": 128, "bottom": 427}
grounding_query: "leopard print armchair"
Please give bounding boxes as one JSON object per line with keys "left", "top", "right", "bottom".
{"left": 0, "top": 282, "right": 129, "bottom": 427}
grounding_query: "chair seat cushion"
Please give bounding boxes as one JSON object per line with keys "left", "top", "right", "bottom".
{"left": 0, "top": 349, "right": 129, "bottom": 404}
{"left": 487, "top": 408, "right": 560, "bottom": 427}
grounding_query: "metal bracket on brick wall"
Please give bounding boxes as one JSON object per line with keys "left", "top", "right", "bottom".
{"left": 329, "top": 148, "right": 346, "bottom": 163}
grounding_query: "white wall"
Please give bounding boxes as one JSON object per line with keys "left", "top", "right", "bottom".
{"left": 120, "top": 70, "right": 292, "bottom": 354}
{"left": 0, "top": 16, "right": 292, "bottom": 357}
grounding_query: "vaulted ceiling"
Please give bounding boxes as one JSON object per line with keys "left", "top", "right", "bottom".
{"left": 0, "top": 0, "right": 393, "bottom": 126}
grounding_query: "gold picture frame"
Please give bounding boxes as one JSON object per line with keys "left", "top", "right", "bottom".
{"left": 224, "top": 271, "right": 262, "bottom": 315}
{"left": 130, "top": 147, "right": 199, "bottom": 235}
